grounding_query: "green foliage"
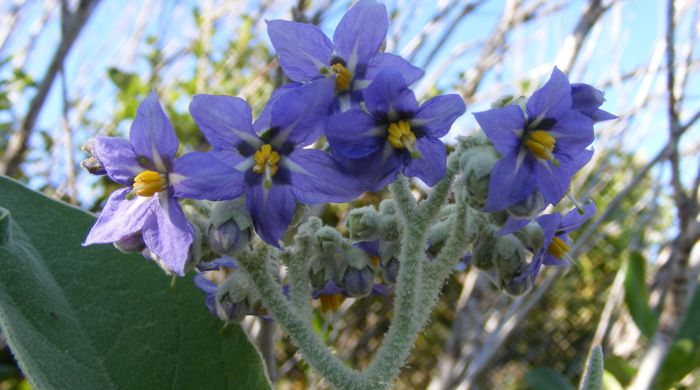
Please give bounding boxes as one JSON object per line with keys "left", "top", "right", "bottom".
{"left": 655, "top": 287, "right": 700, "bottom": 389}
{"left": 0, "top": 176, "right": 270, "bottom": 389}
{"left": 603, "top": 355, "right": 635, "bottom": 386}
{"left": 526, "top": 367, "right": 575, "bottom": 390}
{"left": 623, "top": 252, "right": 658, "bottom": 338}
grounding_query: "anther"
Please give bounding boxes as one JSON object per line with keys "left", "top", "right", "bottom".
{"left": 127, "top": 170, "right": 167, "bottom": 199}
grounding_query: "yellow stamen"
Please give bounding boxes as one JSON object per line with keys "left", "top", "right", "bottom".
{"left": 370, "top": 255, "right": 380, "bottom": 268}
{"left": 252, "top": 144, "right": 280, "bottom": 176}
{"left": 319, "top": 293, "right": 344, "bottom": 313}
{"left": 547, "top": 236, "right": 570, "bottom": 259}
{"left": 331, "top": 63, "right": 352, "bottom": 93}
{"left": 524, "top": 130, "right": 558, "bottom": 165}
{"left": 129, "top": 170, "right": 166, "bottom": 199}
{"left": 387, "top": 120, "right": 420, "bottom": 158}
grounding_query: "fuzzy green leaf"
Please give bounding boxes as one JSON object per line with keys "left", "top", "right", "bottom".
{"left": 0, "top": 176, "right": 270, "bottom": 389}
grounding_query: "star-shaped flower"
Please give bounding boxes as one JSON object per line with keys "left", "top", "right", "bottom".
{"left": 326, "top": 68, "right": 465, "bottom": 190}
{"left": 189, "top": 79, "right": 361, "bottom": 246}
{"left": 474, "top": 67, "right": 613, "bottom": 212}
{"left": 84, "top": 92, "right": 234, "bottom": 275}
{"left": 521, "top": 201, "right": 596, "bottom": 282}
{"left": 267, "top": 0, "right": 423, "bottom": 110}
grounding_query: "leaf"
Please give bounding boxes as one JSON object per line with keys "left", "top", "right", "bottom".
{"left": 623, "top": 252, "right": 658, "bottom": 338}
{"left": 526, "top": 367, "right": 575, "bottom": 390}
{"left": 0, "top": 176, "right": 270, "bottom": 389}
{"left": 579, "top": 346, "right": 603, "bottom": 390}
{"left": 603, "top": 355, "right": 635, "bottom": 386}
{"left": 655, "top": 339, "right": 700, "bottom": 389}
{"left": 602, "top": 371, "right": 624, "bottom": 390}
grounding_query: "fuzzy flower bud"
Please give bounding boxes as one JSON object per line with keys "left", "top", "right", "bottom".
{"left": 346, "top": 206, "right": 381, "bottom": 241}
{"left": 208, "top": 220, "right": 249, "bottom": 256}
{"left": 493, "top": 234, "right": 527, "bottom": 283}
{"left": 506, "top": 190, "right": 544, "bottom": 219}
{"left": 342, "top": 266, "right": 374, "bottom": 297}
{"left": 215, "top": 272, "right": 252, "bottom": 322}
{"left": 382, "top": 258, "right": 400, "bottom": 284}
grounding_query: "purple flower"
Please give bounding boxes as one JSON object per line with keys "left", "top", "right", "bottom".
{"left": 571, "top": 83, "right": 617, "bottom": 123}
{"left": 474, "top": 67, "right": 607, "bottom": 212}
{"left": 189, "top": 80, "right": 362, "bottom": 247}
{"left": 326, "top": 69, "right": 465, "bottom": 190}
{"left": 84, "top": 92, "right": 234, "bottom": 276}
{"left": 267, "top": 0, "right": 423, "bottom": 109}
{"left": 194, "top": 258, "right": 238, "bottom": 316}
{"left": 520, "top": 201, "right": 596, "bottom": 282}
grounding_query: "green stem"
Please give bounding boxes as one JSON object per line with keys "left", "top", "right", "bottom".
{"left": 237, "top": 246, "right": 368, "bottom": 389}
{"left": 287, "top": 234, "right": 313, "bottom": 322}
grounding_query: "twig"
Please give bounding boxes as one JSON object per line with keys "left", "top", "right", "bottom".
{"left": 0, "top": 0, "right": 99, "bottom": 177}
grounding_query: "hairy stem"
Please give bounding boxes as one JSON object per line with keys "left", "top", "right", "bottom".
{"left": 237, "top": 246, "right": 368, "bottom": 389}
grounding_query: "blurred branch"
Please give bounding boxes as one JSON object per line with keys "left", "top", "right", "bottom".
{"left": 0, "top": 0, "right": 99, "bottom": 177}
{"left": 459, "top": 0, "right": 546, "bottom": 102}
{"left": 554, "top": 0, "right": 612, "bottom": 74}
{"left": 0, "top": 0, "right": 26, "bottom": 55}
{"left": 630, "top": 0, "right": 700, "bottom": 388}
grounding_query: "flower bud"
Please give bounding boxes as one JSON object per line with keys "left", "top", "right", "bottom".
{"left": 346, "top": 206, "right": 381, "bottom": 241}
{"left": 342, "top": 266, "right": 374, "bottom": 297}
{"left": 215, "top": 292, "right": 250, "bottom": 322}
{"left": 215, "top": 272, "right": 252, "bottom": 322}
{"left": 208, "top": 220, "right": 248, "bottom": 256}
{"left": 493, "top": 234, "right": 527, "bottom": 281}
{"left": 472, "top": 232, "right": 497, "bottom": 270}
{"left": 80, "top": 140, "right": 106, "bottom": 175}
{"left": 379, "top": 199, "right": 398, "bottom": 215}
{"left": 315, "top": 226, "right": 344, "bottom": 254}
{"left": 114, "top": 231, "right": 145, "bottom": 253}
{"left": 382, "top": 257, "right": 400, "bottom": 284}
{"left": 503, "top": 274, "right": 532, "bottom": 296}
{"left": 506, "top": 190, "right": 544, "bottom": 219}
{"left": 514, "top": 222, "right": 544, "bottom": 251}
{"left": 460, "top": 146, "right": 498, "bottom": 210}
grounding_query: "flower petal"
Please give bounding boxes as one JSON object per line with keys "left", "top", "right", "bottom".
{"left": 411, "top": 94, "right": 465, "bottom": 138}
{"left": 483, "top": 152, "right": 536, "bottom": 212}
{"left": 534, "top": 156, "right": 576, "bottom": 205}
{"left": 326, "top": 109, "right": 384, "bottom": 158}
{"left": 92, "top": 136, "right": 142, "bottom": 186}
{"left": 142, "top": 194, "right": 194, "bottom": 276}
{"left": 549, "top": 110, "right": 594, "bottom": 153}
{"left": 171, "top": 151, "right": 244, "bottom": 200}
{"left": 190, "top": 94, "right": 259, "bottom": 151}
{"left": 473, "top": 105, "right": 525, "bottom": 156}
{"left": 570, "top": 83, "right": 617, "bottom": 122}
{"left": 333, "top": 0, "right": 388, "bottom": 70}
{"left": 335, "top": 148, "right": 400, "bottom": 192}
{"left": 285, "top": 149, "right": 362, "bottom": 204}
{"left": 526, "top": 67, "right": 572, "bottom": 120}
{"left": 363, "top": 53, "right": 424, "bottom": 87}
{"left": 364, "top": 69, "right": 418, "bottom": 118}
{"left": 267, "top": 19, "right": 333, "bottom": 82}
{"left": 268, "top": 78, "right": 334, "bottom": 147}
{"left": 404, "top": 136, "right": 446, "bottom": 186}
{"left": 84, "top": 188, "right": 155, "bottom": 245}
{"left": 559, "top": 201, "right": 596, "bottom": 233}
{"left": 247, "top": 184, "right": 296, "bottom": 247}
{"left": 129, "top": 91, "right": 179, "bottom": 171}
{"left": 254, "top": 82, "right": 302, "bottom": 134}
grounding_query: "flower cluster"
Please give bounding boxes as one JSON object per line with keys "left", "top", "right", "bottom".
{"left": 84, "top": 0, "right": 464, "bottom": 277}
{"left": 83, "top": 0, "right": 615, "bottom": 323}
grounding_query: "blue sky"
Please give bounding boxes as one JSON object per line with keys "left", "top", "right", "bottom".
{"left": 1, "top": 0, "right": 698, "bottom": 204}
